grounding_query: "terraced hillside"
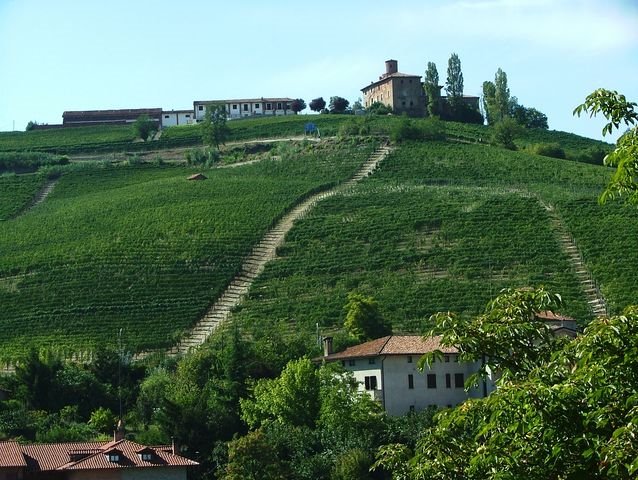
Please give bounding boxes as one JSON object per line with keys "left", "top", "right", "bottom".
{"left": 0, "top": 140, "right": 377, "bottom": 361}
{"left": 232, "top": 141, "right": 636, "bottom": 347}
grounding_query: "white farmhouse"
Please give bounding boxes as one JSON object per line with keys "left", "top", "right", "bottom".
{"left": 161, "top": 109, "right": 195, "bottom": 127}
{"left": 193, "top": 98, "right": 295, "bottom": 121}
{"left": 321, "top": 335, "right": 495, "bottom": 416}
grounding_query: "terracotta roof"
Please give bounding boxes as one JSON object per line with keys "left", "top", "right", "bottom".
{"left": 0, "top": 441, "right": 26, "bottom": 468}
{"left": 21, "top": 439, "right": 197, "bottom": 473}
{"left": 535, "top": 310, "right": 575, "bottom": 322}
{"left": 323, "top": 335, "right": 457, "bottom": 361}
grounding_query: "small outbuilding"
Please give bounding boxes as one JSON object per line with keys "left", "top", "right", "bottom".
{"left": 188, "top": 173, "right": 207, "bottom": 181}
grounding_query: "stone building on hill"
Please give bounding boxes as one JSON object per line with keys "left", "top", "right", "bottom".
{"left": 361, "top": 60, "right": 426, "bottom": 117}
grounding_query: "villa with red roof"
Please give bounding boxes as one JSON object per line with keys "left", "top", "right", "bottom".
{"left": 321, "top": 335, "right": 496, "bottom": 416}
{"left": 0, "top": 438, "right": 197, "bottom": 480}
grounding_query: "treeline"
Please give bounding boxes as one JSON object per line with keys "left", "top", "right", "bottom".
{"left": 0, "top": 152, "right": 68, "bottom": 173}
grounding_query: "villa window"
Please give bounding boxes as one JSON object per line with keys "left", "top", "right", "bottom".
{"left": 232, "top": 104, "right": 238, "bottom": 110}
{"left": 427, "top": 374, "right": 437, "bottom": 389}
{"left": 446, "top": 373, "right": 451, "bottom": 388}
{"left": 277, "top": 102, "right": 282, "bottom": 109}
{"left": 407, "top": 355, "right": 413, "bottom": 363}
{"left": 369, "top": 358, "right": 376, "bottom": 365}
{"left": 364, "top": 376, "right": 377, "bottom": 390}
{"left": 198, "top": 105, "right": 203, "bottom": 111}
{"left": 408, "top": 374, "right": 414, "bottom": 389}
{"left": 348, "top": 359, "right": 356, "bottom": 366}
{"left": 455, "top": 373, "right": 465, "bottom": 388}
{"left": 243, "top": 104, "right": 248, "bottom": 111}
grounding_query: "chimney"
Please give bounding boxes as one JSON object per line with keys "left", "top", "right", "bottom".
{"left": 114, "top": 418, "right": 125, "bottom": 441}
{"left": 385, "top": 59, "right": 398, "bottom": 76}
{"left": 322, "top": 336, "right": 333, "bottom": 356}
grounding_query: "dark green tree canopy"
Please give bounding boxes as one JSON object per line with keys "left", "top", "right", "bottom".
{"left": 290, "top": 98, "right": 306, "bottom": 114}
{"left": 424, "top": 61, "right": 441, "bottom": 117}
{"left": 445, "top": 53, "right": 464, "bottom": 105}
{"left": 343, "top": 292, "right": 391, "bottom": 342}
{"left": 132, "top": 114, "right": 156, "bottom": 141}
{"left": 309, "top": 97, "right": 326, "bottom": 113}
{"left": 329, "top": 96, "right": 350, "bottom": 114}
{"left": 201, "top": 103, "right": 230, "bottom": 150}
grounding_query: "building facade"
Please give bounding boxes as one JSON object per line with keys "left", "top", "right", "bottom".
{"left": 193, "top": 98, "right": 295, "bottom": 121}
{"left": 321, "top": 335, "right": 495, "bottom": 416}
{"left": 161, "top": 110, "right": 194, "bottom": 127}
{"left": 361, "top": 60, "right": 426, "bottom": 117}
{"left": 62, "top": 108, "right": 163, "bottom": 128}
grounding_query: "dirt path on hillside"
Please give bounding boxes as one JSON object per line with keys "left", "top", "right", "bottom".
{"left": 163, "top": 144, "right": 393, "bottom": 356}
{"left": 9, "top": 178, "right": 59, "bottom": 220}
{"left": 69, "top": 136, "right": 321, "bottom": 163}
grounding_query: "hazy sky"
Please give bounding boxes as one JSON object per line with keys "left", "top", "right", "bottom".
{"left": 1, "top": 0, "right": 636, "bottom": 141}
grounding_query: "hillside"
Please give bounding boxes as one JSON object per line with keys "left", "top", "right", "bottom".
{"left": 0, "top": 117, "right": 630, "bottom": 363}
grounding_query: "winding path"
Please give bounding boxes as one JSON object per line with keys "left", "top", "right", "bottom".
{"left": 169, "top": 145, "right": 393, "bottom": 355}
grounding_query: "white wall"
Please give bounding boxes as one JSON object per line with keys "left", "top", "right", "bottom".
{"left": 162, "top": 112, "right": 194, "bottom": 128}
{"left": 342, "top": 354, "right": 494, "bottom": 416}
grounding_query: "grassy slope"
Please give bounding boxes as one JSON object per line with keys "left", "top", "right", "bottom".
{"left": 0, "top": 141, "right": 376, "bottom": 360}
{"left": 0, "top": 174, "right": 48, "bottom": 220}
{"left": 232, "top": 140, "right": 632, "bottom": 346}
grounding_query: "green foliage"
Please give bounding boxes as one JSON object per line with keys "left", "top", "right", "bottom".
{"left": 445, "top": 53, "right": 464, "bottom": 106}
{"left": 344, "top": 292, "right": 391, "bottom": 341}
{"left": 424, "top": 61, "right": 440, "bottom": 117}
{"left": 338, "top": 117, "right": 371, "bottom": 137}
{"left": 25, "top": 121, "right": 38, "bottom": 132}
{"left": 222, "top": 429, "right": 290, "bottom": 480}
{"left": 492, "top": 117, "right": 522, "bottom": 150}
{"left": 366, "top": 102, "right": 393, "bottom": 115}
{"left": 184, "top": 147, "right": 220, "bottom": 166}
{"left": 527, "top": 142, "right": 566, "bottom": 159}
{"left": 291, "top": 98, "right": 307, "bottom": 114}
{"left": 390, "top": 116, "right": 445, "bottom": 143}
{"left": 493, "top": 68, "right": 510, "bottom": 122}
{"left": 331, "top": 448, "right": 375, "bottom": 480}
{"left": 0, "top": 152, "right": 68, "bottom": 173}
{"left": 329, "top": 96, "right": 350, "bottom": 114}
{"left": 309, "top": 97, "right": 327, "bottom": 113}
{"left": 382, "top": 304, "right": 638, "bottom": 479}
{"left": 132, "top": 114, "right": 156, "bottom": 141}
{"left": 575, "top": 89, "right": 638, "bottom": 204}
{"left": 88, "top": 407, "right": 116, "bottom": 434}
{"left": 422, "top": 287, "right": 563, "bottom": 379}
{"left": 201, "top": 103, "right": 230, "bottom": 150}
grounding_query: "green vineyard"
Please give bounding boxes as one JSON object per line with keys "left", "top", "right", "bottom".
{"left": 0, "top": 140, "right": 376, "bottom": 360}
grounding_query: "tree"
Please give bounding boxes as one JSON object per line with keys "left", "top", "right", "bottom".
{"left": 290, "top": 98, "right": 306, "bottom": 114}
{"left": 445, "top": 53, "right": 464, "bottom": 107}
{"left": 492, "top": 117, "right": 522, "bottom": 150}
{"left": 25, "top": 121, "right": 38, "bottom": 131}
{"left": 378, "top": 303, "right": 638, "bottom": 479}
{"left": 329, "top": 96, "right": 350, "bottom": 114}
{"left": 511, "top": 101, "right": 549, "bottom": 129}
{"left": 493, "top": 68, "right": 510, "bottom": 122}
{"left": 367, "top": 102, "right": 392, "bottom": 115}
{"left": 201, "top": 103, "right": 230, "bottom": 150}
{"left": 240, "top": 358, "right": 320, "bottom": 429}
{"left": 574, "top": 89, "right": 638, "bottom": 203}
{"left": 481, "top": 81, "right": 497, "bottom": 125}
{"left": 309, "top": 97, "right": 326, "bottom": 113}
{"left": 343, "top": 292, "right": 391, "bottom": 341}
{"left": 424, "top": 61, "right": 440, "bottom": 117}
{"left": 132, "top": 114, "right": 156, "bottom": 141}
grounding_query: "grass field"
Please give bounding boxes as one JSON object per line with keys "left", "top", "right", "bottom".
{"left": 232, "top": 141, "right": 616, "bottom": 345}
{"left": 0, "top": 140, "right": 376, "bottom": 361}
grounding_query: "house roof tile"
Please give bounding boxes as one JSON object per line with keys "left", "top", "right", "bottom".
{"left": 323, "top": 335, "right": 457, "bottom": 361}
{"left": 0, "top": 441, "right": 27, "bottom": 468}
{"left": 21, "top": 439, "right": 197, "bottom": 472}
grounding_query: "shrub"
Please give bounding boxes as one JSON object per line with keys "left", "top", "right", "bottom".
{"left": 391, "top": 116, "right": 445, "bottom": 143}
{"left": 367, "top": 102, "right": 393, "bottom": 115}
{"left": 528, "top": 143, "right": 566, "bottom": 159}
{"left": 492, "top": 117, "right": 522, "bottom": 150}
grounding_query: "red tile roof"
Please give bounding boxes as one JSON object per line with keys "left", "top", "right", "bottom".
{"left": 535, "top": 310, "right": 575, "bottom": 322}
{"left": 323, "top": 335, "right": 457, "bottom": 361}
{"left": 21, "top": 439, "right": 197, "bottom": 473}
{"left": 0, "top": 441, "right": 26, "bottom": 468}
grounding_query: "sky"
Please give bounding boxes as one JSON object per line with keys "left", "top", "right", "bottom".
{"left": 1, "top": 0, "right": 636, "bottom": 142}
